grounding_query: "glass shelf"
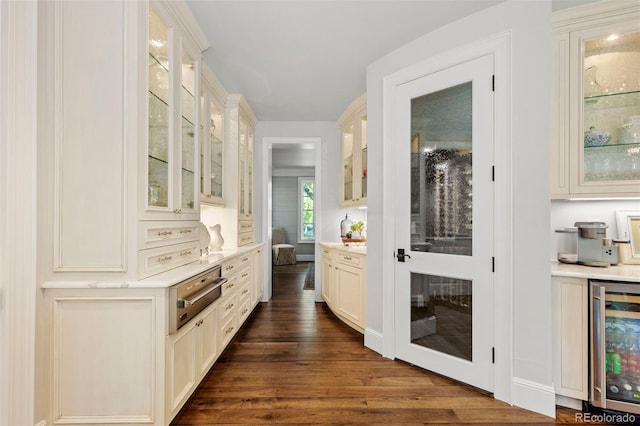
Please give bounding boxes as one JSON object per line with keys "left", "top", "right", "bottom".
{"left": 584, "top": 90, "right": 640, "bottom": 109}
{"left": 585, "top": 142, "right": 640, "bottom": 152}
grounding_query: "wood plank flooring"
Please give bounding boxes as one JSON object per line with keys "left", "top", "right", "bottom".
{"left": 171, "top": 262, "right": 586, "bottom": 425}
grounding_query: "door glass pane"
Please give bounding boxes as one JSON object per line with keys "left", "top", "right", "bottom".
{"left": 342, "top": 124, "right": 354, "bottom": 203}
{"left": 181, "top": 48, "right": 196, "bottom": 210}
{"left": 583, "top": 31, "right": 640, "bottom": 182}
{"left": 411, "top": 82, "right": 472, "bottom": 256}
{"left": 604, "top": 291, "right": 640, "bottom": 404}
{"left": 148, "top": 6, "right": 169, "bottom": 207}
{"left": 411, "top": 273, "right": 472, "bottom": 361}
{"left": 210, "top": 100, "right": 223, "bottom": 198}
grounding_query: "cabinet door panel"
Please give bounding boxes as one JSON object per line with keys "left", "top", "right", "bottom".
{"left": 197, "top": 306, "right": 217, "bottom": 377}
{"left": 336, "top": 263, "right": 364, "bottom": 325}
{"left": 167, "top": 324, "right": 196, "bottom": 414}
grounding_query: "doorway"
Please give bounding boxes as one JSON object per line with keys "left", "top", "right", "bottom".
{"left": 261, "top": 137, "right": 322, "bottom": 303}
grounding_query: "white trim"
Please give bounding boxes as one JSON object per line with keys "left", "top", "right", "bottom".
{"left": 155, "top": 0, "right": 209, "bottom": 52}
{"left": 364, "top": 328, "right": 383, "bottom": 355}
{"left": 0, "top": 1, "right": 38, "bottom": 425}
{"left": 381, "top": 31, "right": 513, "bottom": 403}
{"left": 262, "top": 137, "right": 322, "bottom": 302}
{"left": 511, "top": 377, "right": 557, "bottom": 418}
{"left": 555, "top": 394, "right": 583, "bottom": 410}
{"left": 34, "top": 420, "right": 47, "bottom": 426}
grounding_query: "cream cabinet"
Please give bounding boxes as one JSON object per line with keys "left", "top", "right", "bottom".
{"left": 320, "top": 244, "right": 367, "bottom": 333}
{"left": 551, "top": 1, "right": 640, "bottom": 198}
{"left": 166, "top": 302, "right": 218, "bottom": 419}
{"left": 552, "top": 276, "right": 588, "bottom": 404}
{"left": 199, "top": 64, "right": 227, "bottom": 206}
{"left": 226, "top": 94, "right": 257, "bottom": 246}
{"left": 321, "top": 247, "right": 334, "bottom": 306}
{"left": 253, "top": 247, "right": 264, "bottom": 303}
{"left": 338, "top": 94, "right": 367, "bottom": 207}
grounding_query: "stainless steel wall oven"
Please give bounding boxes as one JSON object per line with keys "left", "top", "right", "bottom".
{"left": 169, "top": 265, "right": 227, "bottom": 334}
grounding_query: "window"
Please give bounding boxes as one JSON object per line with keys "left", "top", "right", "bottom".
{"left": 298, "top": 177, "right": 314, "bottom": 242}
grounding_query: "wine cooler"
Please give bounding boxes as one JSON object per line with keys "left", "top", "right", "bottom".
{"left": 590, "top": 280, "right": 640, "bottom": 415}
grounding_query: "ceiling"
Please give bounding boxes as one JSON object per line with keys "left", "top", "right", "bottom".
{"left": 186, "top": 0, "right": 597, "bottom": 122}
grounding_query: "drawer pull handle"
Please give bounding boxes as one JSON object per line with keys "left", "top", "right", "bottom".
{"left": 180, "top": 250, "right": 192, "bottom": 256}
{"left": 242, "top": 289, "right": 249, "bottom": 295}
{"left": 180, "top": 229, "right": 192, "bottom": 234}
{"left": 344, "top": 256, "right": 352, "bottom": 260}
{"left": 158, "top": 231, "right": 173, "bottom": 237}
{"left": 226, "top": 303, "right": 235, "bottom": 310}
{"left": 226, "top": 283, "right": 235, "bottom": 289}
{"left": 225, "top": 326, "right": 234, "bottom": 335}
{"left": 242, "top": 308, "right": 248, "bottom": 315}
{"left": 158, "top": 255, "right": 172, "bottom": 264}
{"left": 242, "top": 273, "right": 249, "bottom": 278}
{"left": 226, "top": 265, "right": 234, "bottom": 271}
{"left": 242, "top": 257, "right": 249, "bottom": 262}
{"left": 173, "top": 208, "right": 182, "bottom": 214}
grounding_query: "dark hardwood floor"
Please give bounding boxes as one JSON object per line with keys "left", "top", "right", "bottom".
{"left": 171, "top": 261, "right": 586, "bottom": 425}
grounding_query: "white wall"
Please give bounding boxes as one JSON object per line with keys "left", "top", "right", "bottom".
{"left": 550, "top": 199, "right": 640, "bottom": 260}
{"left": 367, "top": 0, "right": 553, "bottom": 416}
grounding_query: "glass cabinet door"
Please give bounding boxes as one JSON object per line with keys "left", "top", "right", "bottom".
{"left": 209, "top": 100, "right": 223, "bottom": 199}
{"left": 342, "top": 124, "right": 354, "bottom": 204}
{"left": 180, "top": 47, "right": 197, "bottom": 211}
{"left": 359, "top": 113, "right": 367, "bottom": 201}
{"left": 580, "top": 29, "right": 640, "bottom": 184}
{"left": 239, "top": 120, "right": 247, "bottom": 216}
{"left": 247, "top": 129, "right": 254, "bottom": 217}
{"left": 148, "top": 5, "right": 170, "bottom": 208}
{"left": 147, "top": 5, "right": 200, "bottom": 217}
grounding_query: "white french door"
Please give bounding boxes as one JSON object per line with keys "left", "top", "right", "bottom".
{"left": 393, "top": 54, "right": 495, "bottom": 392}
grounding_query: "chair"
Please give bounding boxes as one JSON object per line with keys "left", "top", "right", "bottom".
{"left": 272, "top": 227, "right": 296, "bottom": 265}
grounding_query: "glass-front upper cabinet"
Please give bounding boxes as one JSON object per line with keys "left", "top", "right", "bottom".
{"left": 239, "top": 119, "right": 247, "bottom": 216}
{"left": 247, "top": 128, "right": 254, "bottom": 217}
{"left": 338, "top": 94, "right": 367, "bottom": 207}
{"left": 551, "top": 3, "right": 640, "bottom": 198}
{"left": 145, "top": 4, "right": 200, "bottom": 220}
{"left": 200, "top": 65, "right": 226, "bottom": 206}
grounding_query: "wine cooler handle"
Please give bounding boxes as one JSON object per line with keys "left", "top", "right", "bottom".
{"left": 591, "top": 283, "right": 606, "bottom": 408}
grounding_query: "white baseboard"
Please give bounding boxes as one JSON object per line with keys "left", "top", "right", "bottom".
{"left": 556, "top": 394, "right": 583, "bottom": 410}
{"left": 364, "top": 328, "right": 383, "bottom": 355}
{"left": 35, "top": 420, "right": 47, "bottom": 426}
{"left": 511, "top": 377, "right": 556, "bottom": 418}
{"left": 296, "top": 254, "right": 314, "bottom": 261}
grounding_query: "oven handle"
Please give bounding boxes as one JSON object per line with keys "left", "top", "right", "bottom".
{"left": 178, "top": 277, "right": 227, "bottom": 308}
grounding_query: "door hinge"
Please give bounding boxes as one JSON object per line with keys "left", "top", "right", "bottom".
{"left": 492, "top": 74, "right": 495, "bottom": 92}
{"left": 492, "top": 257, "right": 495, "bottom": 272}
{"left": 492, "top": 347, "right": 495, "bottom": 364}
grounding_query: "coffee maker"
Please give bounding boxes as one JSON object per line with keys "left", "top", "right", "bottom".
{"left": 575, "top": 221, "right": 618, "bottom": 267}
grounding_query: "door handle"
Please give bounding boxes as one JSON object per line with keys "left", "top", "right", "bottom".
{"left": 396, "top": 249, "right": 411, "bottom": 262}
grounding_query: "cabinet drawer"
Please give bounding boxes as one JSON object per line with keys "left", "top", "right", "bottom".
{"left": 138, "top": 221, "right": 199, "bottom": 250}
{"left": 238, "top": 281, "right": 251, "bottom": 304}
{"left": 222, "top": 259, "right": 239, "bottom": 277}
{"left": 337, "top": 252, "right": 361, "bottom": 267}
{"left": 138, "top": 241, "right": 199, "bottom": 279}
{"left": 238, "top": 231, "right": 254, "bottom": 246}
{"left": 238, "top": 296, "right": 252, "bottom": 324}
{"left": 219, "top": 293, "right": 238, "bottom": 323}
{"left": 238, "top": 220, "right": 254, "bottom": 233}
{"left": 238, "top": 253, "right": 252, "bottom": 267}
{"left": 219, "top": 313, "right": 237, "bottom": 348}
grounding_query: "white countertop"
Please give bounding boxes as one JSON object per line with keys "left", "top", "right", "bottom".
{"left": 42, "top": 243, "right": 263, "bottom": 290}
{"left": 551, "top": 260, "right": 640, "bottom": 283}
{"left": 320, "top": 241, "right": 367, "bottom": 254}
